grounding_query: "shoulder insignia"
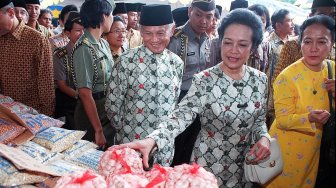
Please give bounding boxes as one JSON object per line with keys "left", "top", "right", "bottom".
{"left": 54, "top": 47, "right": 67, "bottom": 58}
{"left": 173, "top": 28, "right": 183, "bottom": 38}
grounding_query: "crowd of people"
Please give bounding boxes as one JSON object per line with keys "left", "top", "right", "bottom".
{"left": 0, "top": 0, "right": 335, "bottom": 187}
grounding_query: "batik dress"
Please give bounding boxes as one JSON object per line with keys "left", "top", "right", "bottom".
{"left": 147, "top": 64, "right": 270, "bottom": 187}
{"left": 266, "top": 60, "right": 335, "bottom": 188}
{"left": 105, "top": 46, "right": 184, "bottom": 165}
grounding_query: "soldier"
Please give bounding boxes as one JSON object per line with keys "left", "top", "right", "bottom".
{"left": 71, "top": 0, "right": 115, "bottom": 149}
{"left": 25, "top": 0, "right": 51, "bottom": 37}
{"left": 105, "top": 4, "right": 184, "bottom": 166}
{"left": 125, "top": 3, "right": 142, "bottom": 49}
{"left": 167, "top": 0, "right": 215, "bottom": 166}
{"left": 0, "top": 0, "right": 54, "bottom": 116}
{"left": 49, "top": 4, "right": 78, "bottom": 50}
{"left": 53, "top": 11, "right": 84, "bottom": 130}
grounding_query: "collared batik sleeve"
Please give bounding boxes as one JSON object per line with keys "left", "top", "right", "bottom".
{"left": 147, "top": 74, "right": 205, "bottom": 165}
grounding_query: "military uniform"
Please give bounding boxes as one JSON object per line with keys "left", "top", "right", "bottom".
{"left": 71, "top": 29, "right": 115, "bottom": 146}
{"left": 168, "top": 21, "right": 212, "bottom": 166}
{"left": 53, "top": 43, "right": 77, "bottom": 129}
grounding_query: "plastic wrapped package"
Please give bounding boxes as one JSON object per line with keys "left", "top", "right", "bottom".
{"left": 17, "top": 141, "right": 63, "bottom": 163}
{"left": 107, "top": 173, "right": 149, "bottom": 188}
{"left": 98, "top": 146, "right": 144, "bottom": 178}
{"left": 0, "top": 94, "right": 14, "bottom": 103}
{"left": 32, "top": 127, "right": 85, "bottom": 152}
{"left": 165, "top": 163, "right": 219, "bottom": 188}
{"left": 62, "top": 140, "right": 98, "bottom": 157}
{"left": 1, "top": 101, "right": 39, "bottom": 115}
{"left": 55, "top": 170, "right": 106, "bottom": 188}
{"left": 0, "top": 114, "right": 26, "bottom": 144}
{"left": 65, "top": 148, "right": 104, "bottom": 172}
{"left": 0, "top": 156, "right": 48, "bottom": 186}
{"left": 46, "top": 159, "right": 87, "bottom": 176}
{"left": 17, "top": 113, "right": 64, "bottom": 135}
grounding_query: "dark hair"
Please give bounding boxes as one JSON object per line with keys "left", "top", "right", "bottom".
{"left": 248, "top": 4, "right": 270, "bottom": 29}
{"left": 293, "top": 24, "right": 300, "bottom": 36}
{"left": 217, "top": 8, "right": 263, "bottom": 51}
{"left": 59, "top": 4, "right": 77, "bottom": 21}
{"left": 113, "top": 15, "right": 125, "bottom": 24}
{"left": 271, "top": 9, "right": 290, "bottom": 30}
{"left": 299, "top": 14, "right": 335, "bottom": 43}
{"left": 80, "top": 0, "right": 113, "bottom": 29}
{"left": 39, "top": 9, "right": 52, "bottom": 19}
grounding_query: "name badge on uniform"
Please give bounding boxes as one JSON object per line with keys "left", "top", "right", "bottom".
{"left": 187, "top": 52, "right": 195, "bottom": 56}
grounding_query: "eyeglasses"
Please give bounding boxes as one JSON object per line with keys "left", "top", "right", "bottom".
{"left": 109, "top": 29, "right": 127, "bottom": 35}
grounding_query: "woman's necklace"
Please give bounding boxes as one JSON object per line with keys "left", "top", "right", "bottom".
{"left": 312, "top": 62, "right": 325, "bottom": 95}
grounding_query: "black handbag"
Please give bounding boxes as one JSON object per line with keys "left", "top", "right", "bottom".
{"left": 315, "top": 60, "right": 335, "bottom": 188}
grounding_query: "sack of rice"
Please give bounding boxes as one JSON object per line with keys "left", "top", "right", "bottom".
{"left": 98, "top": 146, "right": 144, "bottom": 178}
{"left": 55, "top": 170, "right": 106, "bottom": 188}
{"left": 165, "top": 163, "right": 218, "bottom": 188}
{"left": 32, "top": 127, "right": 85, "bottom": 152}
{"left": 17, "top": 114, "right": 64, "bottom": 134}
{"left": 0, "top": 94, "right": 13, "bottom": 103}
{"left": 46, "top": 159, "right": 87, "bottom": 176}
{"left": 0, "top": 156, "right": 48, "bottom": 186}
{"left": 1, "top": 101, "right": 38, "bottom": 115}
{"left": 0, "top": 112, "right": 26, "bottom": 144}
{"left": 65, "top": 148, "right": 104, "bottom": 172}
{"left": 17, "top": 141, "right": 62, "bottom": 163}
{"left": 62, "top": 140, "right": 98, "bottom": 157}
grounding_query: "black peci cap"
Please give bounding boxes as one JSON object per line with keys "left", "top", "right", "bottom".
{"left": 125, "top": 3, "right": 137, "bottom": 12}
{"left": 312, "top": 0, "right": 336, "bottom": 8}
{"left": 13, "top": 0, "right": 27, "bottom": 10}
{"left": 25, "top": 0, "right": 40, "bottom": 5}
{"left": 0, "top": 0, "right": 12, "bottom": 9}
{"left": 113, "top": 2, "right": 127, "bottom": 15}
{"left": 230, "top": 0, "right": 248, "bottom": 11}
{"left": 172, "top": 7, "right": 189, "bottom": 27}
{"left": 140, "top": 4, "right": 173, "bottom": 26}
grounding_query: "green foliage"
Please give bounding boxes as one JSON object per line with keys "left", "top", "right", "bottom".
{"left": 276, "top": 0, "right": 296, "bottom": 4}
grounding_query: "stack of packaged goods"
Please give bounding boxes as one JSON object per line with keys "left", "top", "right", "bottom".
{"left": 0, "top": 94, "right": 219, "bottom": 188}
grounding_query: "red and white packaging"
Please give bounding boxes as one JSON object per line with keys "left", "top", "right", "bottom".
{"left": 145, "top": 165, "right": 173, "bottom": 188}
{"left": 107, "top": 173, "right": 149, "bottom": 188}
{"left": 55, "top": 170, "right": 106, "bottom": 188}
{"left": 165, "top": 163, "right": 219, "bottom": 188}
{"left": 98, "top": 146, "right": 144, "bottom": 178}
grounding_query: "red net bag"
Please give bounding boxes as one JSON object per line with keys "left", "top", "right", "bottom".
{"left": 98, "top": 146, "right": 144, "bottom": 178}
{"left": 165, "top": 163, "right": 219, "bottom": 188}
{"left": 55, "top": 170, "right": 106, "bottom": 188}
{"left": 145, "top": 164, "right": 173, "bottom": 188}
{"left": 107, "top": 173, "right": 149, "bottom": 188}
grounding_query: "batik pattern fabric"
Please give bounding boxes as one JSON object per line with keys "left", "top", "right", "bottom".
{"left": 0, "top": 21, "right": 55, "bottom": 116}
{"left": 266, "top": 60, "right": 335, "bottom": 188}
{"left": 147, "top": 64, "right": 270, "bottom": 187}
{"left": 105, "top": 46, "right": 184, "bottom": 165}
{"left": 247, "top": 41, "right": 272, "bottom": 73}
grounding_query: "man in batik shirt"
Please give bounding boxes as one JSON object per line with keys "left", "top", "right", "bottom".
{"left": 105, "top": 4, "right": 184, "bottom": 166}
{"left": 0, "top": 0, "right": 54, "bottom": 116}
{"left": 264, "top": 9, "right": 294, "bottom": 126}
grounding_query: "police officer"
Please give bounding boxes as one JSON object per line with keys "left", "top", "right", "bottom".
{"left": 53, "top": 11, "right": 83, "bottom": 130}
{"left": 168, "top": 0, "right": 215, "bottom": 166}
{"left": 71, "top": 0, "right": 115, "bottom": 149}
